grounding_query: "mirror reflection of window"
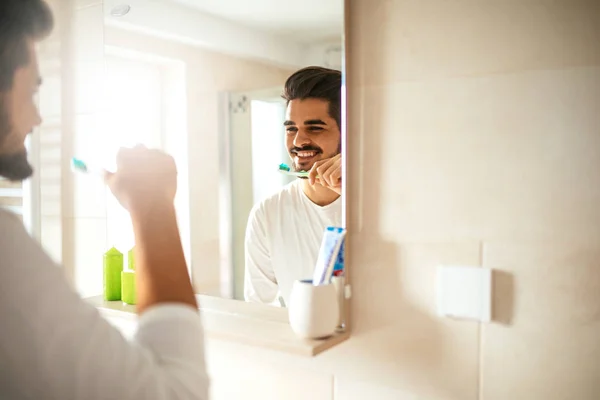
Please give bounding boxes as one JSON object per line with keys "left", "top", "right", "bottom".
{"left": 102, "top": 53, "right": 190, "bottom": 269}
{"left": 103, "top": 54, "right": 163, "bottom": 252}
{"left": 250, "top": 99, "right": 293, "bottom": 205}
{"left": 229, "top": 95, "right": 296, "bottom": 299}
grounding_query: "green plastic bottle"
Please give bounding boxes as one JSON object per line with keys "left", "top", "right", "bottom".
{"left": 121, "top": 270, "right": 136, "bottom": 305}
{"left": 103, "top": 247, "right": 123, "bottom": 301}
{"left": 128, "top": 247, "right": 135, "bottom": 270}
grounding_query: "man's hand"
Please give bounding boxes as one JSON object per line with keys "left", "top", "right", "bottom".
{"left": 105, "top": 145, "right": 177, "bottom": 212}
{"left": 104, "top": 145, "right": 196, "bottom": 314}
{"left": 308, "top": 154, "right": 342, "bottom": 195}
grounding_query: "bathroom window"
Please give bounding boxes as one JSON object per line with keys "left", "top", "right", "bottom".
{"left": 103, "top": 54, "right": 163, "bottom": 252}
{"left": 250, "top": 99, "right": 291, "bottom": 205}
{"left": 102, "top": 51, "right": 190, "bottom": 267}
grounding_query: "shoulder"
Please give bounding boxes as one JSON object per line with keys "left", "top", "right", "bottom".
{"left": 0, "top": 208, "right": 27, "bottom": 235}
{"left": 0, "top": 208, "right": 49, "bottom": 267}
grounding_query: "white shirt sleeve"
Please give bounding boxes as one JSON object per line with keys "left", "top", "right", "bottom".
{"left": 0, "top": 210, "right": 209, "bottom": 400}
{"left": 243, "top": 203, "right": 280, "bottom": 305}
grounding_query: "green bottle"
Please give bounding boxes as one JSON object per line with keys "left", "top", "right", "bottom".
{"left": 128, "top": 247, "right": 135, "bottom": 270}
{"left": 121, "top": 270, "right": 136, "bottom": 305}
{"left": 103, "top": 247, "right": 123, "bottom": 301}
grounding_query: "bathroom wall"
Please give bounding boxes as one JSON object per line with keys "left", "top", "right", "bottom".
{"left": 200, "top": 1, "right": 600, "bottom": 399}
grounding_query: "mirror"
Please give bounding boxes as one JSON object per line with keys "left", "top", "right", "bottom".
{"left": 100, "top": 0, "right": 346, "bottom": 311}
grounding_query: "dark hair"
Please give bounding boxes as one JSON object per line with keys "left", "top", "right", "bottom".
{"left": 0, "top": 0, "right": 54, "bottom": 92}
{"left": 282, "top": 66, "right": 342, "bottom": 130}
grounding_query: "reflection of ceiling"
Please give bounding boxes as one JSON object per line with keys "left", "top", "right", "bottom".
{"left": 170, "top": 0, "right": 343, "bottom": 43}
{"left": 104, "top": 0, "right": 343, "bottom": 68}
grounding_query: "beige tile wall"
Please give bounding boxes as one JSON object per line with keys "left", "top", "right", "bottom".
{"left": 201, "top": 1, "right": 600, "bottom": 399}
{"left": 481, "top": 242, "right": 600, "bottom": 400}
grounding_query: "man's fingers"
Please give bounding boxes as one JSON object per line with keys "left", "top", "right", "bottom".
{"left": 103, "top": 170, "right": 113, "bottom": 183}
{"left": 308, "top": 155, "right": 341, "bottom": 186}
{"left": 317, "top": 157, "right": 341, "bottom": 186}
{"left": 320, "top": 167, "right": 334, "bottom": 187}
{"left": 309, "top": 160, "right": 327, "bottom": 185}
{"left": 315, "top": 159, "right": 335, "bottom": 182}
{"left": 325, "top": 165, "right": 342, "bottom": 188}
{"left": 331, "top": 165, "right": 342, "bottom": 188}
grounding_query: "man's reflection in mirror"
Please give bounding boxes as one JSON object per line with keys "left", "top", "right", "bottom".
{"left": 244, "top": 67, "right": 343, "bottom": 307}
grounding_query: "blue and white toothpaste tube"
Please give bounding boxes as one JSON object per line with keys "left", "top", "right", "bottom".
{"left": 332, "top": 239, "right": 345, "bottom": 277}
{"left": 312, "top": 227, "right": 347, "bottom": 286}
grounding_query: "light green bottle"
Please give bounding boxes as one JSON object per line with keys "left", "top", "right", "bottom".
{"left": 121, "top": 270, "right": 136, "bottom": 305}
{"left": 128, "top": 247, "right": 135, "bottom": 270}
{"left": 103, "top": 247, "right": 123, "bottom": 301}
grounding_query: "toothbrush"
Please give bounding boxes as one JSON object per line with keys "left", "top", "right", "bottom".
{"left": 71, "top": 157, "right": 105, "bottom": 177}
{"left": 278, "top": 163, "right": 310, "bottom": 178}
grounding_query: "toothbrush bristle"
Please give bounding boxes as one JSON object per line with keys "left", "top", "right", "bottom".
{"left": 71, "top": 157, "right": 88, "bottom": 173}
{"left": 278, "top": 163, "right": 291, "bottom": 172}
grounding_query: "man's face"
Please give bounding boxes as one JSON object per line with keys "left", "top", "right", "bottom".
{"left": 0, "top": 40, "right": 42, "bottom": 181}
{"left": 285, "top": 98, "right": 340, "bottom": 173}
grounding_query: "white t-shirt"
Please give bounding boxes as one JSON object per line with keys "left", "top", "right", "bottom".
{"left": 244, "top": 180, "right": 342, "bottom": 306}
{"left": 0, "top": 209, "right": 209, "bottom": 400}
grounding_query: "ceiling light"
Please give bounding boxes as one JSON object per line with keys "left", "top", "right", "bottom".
{"left": 110, "top": 4, "right": 131, "bottom": 17}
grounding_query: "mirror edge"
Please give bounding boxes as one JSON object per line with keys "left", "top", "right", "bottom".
{"left": 340, "top": 0, "right": 352, "bottom": 335}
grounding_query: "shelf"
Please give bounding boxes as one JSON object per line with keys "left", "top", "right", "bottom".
{"left": 87, "top": 294, "right": 350, "bottom": 357}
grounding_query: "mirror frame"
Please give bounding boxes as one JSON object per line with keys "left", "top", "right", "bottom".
{"left": 91, "top": 0, "right": 352, "bottom": 356}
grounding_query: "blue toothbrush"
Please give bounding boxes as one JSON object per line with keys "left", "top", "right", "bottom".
{"left": 278, "top": 163, "right": 310, "bottom": 178}
{"left": 71, "top": 157, "right": 105, "bottom": 176}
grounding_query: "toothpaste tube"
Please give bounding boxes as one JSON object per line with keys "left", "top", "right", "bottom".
{"left": 312, "top": 227, "right": 347, "bottom": 286}
{"left": 333, "top": 239, "right": 345, "bottom": 277}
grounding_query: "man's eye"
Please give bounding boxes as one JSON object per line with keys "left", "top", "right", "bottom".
{"left": 286, "top": 128, "right": 297, "bottom": 133}
{"left": 308, "top": 127, "right": 323, "bottom": 132}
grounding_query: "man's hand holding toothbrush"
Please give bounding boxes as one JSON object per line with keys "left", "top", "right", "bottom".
{"left": 308, "top": 153, "right": 342, "bottom": 195}
{"left": 104, "top": 145, "right": 198, "bottom": 314}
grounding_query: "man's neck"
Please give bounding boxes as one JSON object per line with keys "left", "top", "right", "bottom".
{"left": 300, "top": 180, "right": 340, "bottom": 206}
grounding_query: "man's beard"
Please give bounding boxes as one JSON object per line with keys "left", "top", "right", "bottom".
{"left": 0, "top": 150, "right": 34, "bottom": 181}
{"left": 0, "top": 101, "right": 33, "bottom": 181}
{"left": 289, "top": 145, "right": 323, "bottom": 174}
{"left": 289, "top": 143, "right": 341, "bottom": 178}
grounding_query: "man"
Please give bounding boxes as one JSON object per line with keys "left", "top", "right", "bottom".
{"left": 244, "top": 66, "right": 343, "bottom": 306}
{"left": 0, "top": 1, "right": 208, "bottom": 398}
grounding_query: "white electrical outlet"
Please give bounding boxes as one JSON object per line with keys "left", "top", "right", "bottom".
{"left": 436, "top": 265, "right": 492, "bottom": 322}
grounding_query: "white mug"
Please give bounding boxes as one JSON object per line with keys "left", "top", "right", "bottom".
{"left": 288, "top": 279, "right": 339, "bottom": 339}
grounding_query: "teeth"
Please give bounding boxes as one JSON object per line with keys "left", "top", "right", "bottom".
{"left": 297, "top": 151, "right": 316, "bottom": 157}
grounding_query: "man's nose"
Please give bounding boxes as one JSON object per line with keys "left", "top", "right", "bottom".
{"left": 293, "top": 130, "right": 310, "bottom": 147}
